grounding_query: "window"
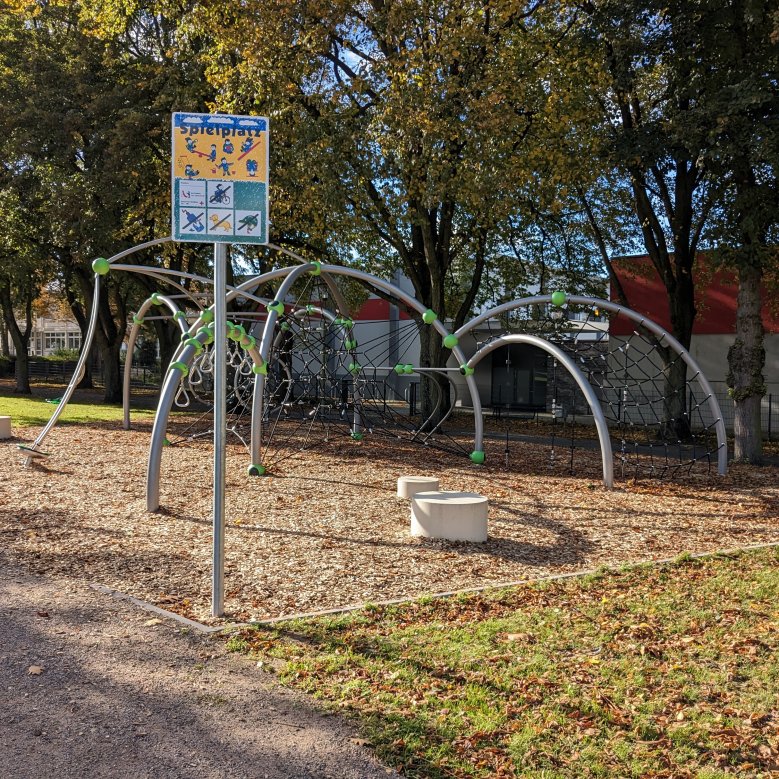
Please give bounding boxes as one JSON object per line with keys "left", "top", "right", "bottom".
{"left": 67, "top": 332, "right": 80, "bottom": 350}
{"left": 44, "top": 332, "right": 67, "bottom": 352}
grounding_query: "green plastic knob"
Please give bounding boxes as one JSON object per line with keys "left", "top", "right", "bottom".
{"left": 403, "top": 364, "right": 414, "bottom": 374}
{"left": 345, "top": 339, "right": 358, "bottom": 351}
{"left": 348, "top": 361, "right": 361, "bottom": 375}
{"left": 170, "top": 361, "right": 189, "bottom": 377}
{"left": 151, "top": 293, "right": 162, "bottom": 305}
{"left": 443, "top": 334, "right": 459, "bottom": 349}
{"left": 200, "top": 309, "right": 214, "bottom": 323}
{"left": 280, "top": 321, "right": 290, "bottom": 331}
{"left": 267, "top": 300, "right": 284, "bottom": 314}
{"left": 132, "top": 315, "right": 144, "bottom": 326}
{"left": 460, "top": 364, "right": 474, "bottom": 376}
{"left": 422, "top": 309, "right": 436, "bottom": 325}
{"left": 351, "top": 431, "right": 363, "bottom": 441}
{"left": 247, "top": 464, "right": 267, "bottom": 476}
{"left": 252, "top": 361, "right": 268, "bottom": 375}
{"left": 551, "top": 290, "right": 567, "bottom": 307}
{"left": 173, "top": 310, "right": 186, "bottom": 321}
{"left": 92, "top": 257, "right": 110, "bottom": 275}
{"left": 309, "top": 261, "right": 322, "bottom": 276}
{"left": 394, "top": 364, "right": 404, "bottom": 375}
{"left": 342, "top": 318, "right": 354, "bottom": 330}
{"left": 185, "top": 338, "right": 203, "bottom": 353}
{"left": 470, "top": 450, "right": 485, "bottom": 464}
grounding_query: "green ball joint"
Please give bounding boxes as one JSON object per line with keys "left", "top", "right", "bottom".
{"left": 184, "top": 338, "right": 203, "bottom": 353}
{"left": 169, "top": 361, "right": 189, "bottom": 377}
{"left": 309, "top": 261, "right": 322, "bottom": 276}
{"left": 422, "top": 309, "right": 437, "bottom": 325}
{"left": 351, "top": 431, "right": 364, "bottom": 441}
{"left": 267, "top": 300, "right": 285, "bottom": 315}
{"left": 403, "top": 364, "right": 414, "bottom": 374}
{"left": 173, "top": 310, "right": 187, "bottom": 322}
{"left": 348, "top": 361, "right": 361, "bottom": 375}
{"left": 443, "top": 334, "right": 459, "bottom": 349}
{"left": 251, "top": 360, "right": 268, "bottom": 375}
{"left": 551, "top": 290, "right": 567, "bottom": 307}
{"left": 150, "top": 293, "right": 162, "bottom": 305}
{"left": 91, "top": 257, "right": 110, "bottom": 275}
{"left": 470, "top": 450, "right": 485, "bottom": 465}
{"left": 460, "top": 364, "right": 475, "bottom": 376}
{"left": 200, "top": 309, "right": 215, "bottom": 324}
{"left": 132, "top": 314, "right": 144, "bottom": 326}
{"left": 394, "top": 364, "right": 405, "bottom": 375}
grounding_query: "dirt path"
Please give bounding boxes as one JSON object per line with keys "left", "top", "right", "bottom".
{"left": 0, "top": 560, "right": 396, "bottom": 779}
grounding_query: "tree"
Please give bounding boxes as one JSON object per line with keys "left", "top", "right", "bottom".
{"left": 0, "top": 1, "right": 216, "bottom": 400}
{"left": 571, "top": 0, "right": 730, "bottom": 439}
{"left": 195, "top": 0, "right": 582, "bottom": 424}
{"left": 0, "top": 179, "right": 50, "bottom": 393}
{"left": 695, "top": 0, "right": 779, "bottom": 464}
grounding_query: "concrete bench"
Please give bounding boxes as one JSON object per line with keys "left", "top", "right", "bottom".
{"left": 0, "top": 416, "right": 11, "bottom": 440}
{"left": 397, "top": 475, "right": 439, "bottom": 499}
{"left": 411, "top": 491, "right": 488, "bottom": 542}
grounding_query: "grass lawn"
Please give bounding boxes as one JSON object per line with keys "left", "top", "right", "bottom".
{"left": 227, "top": 548, "right": 779, "bottom": 778}
{"left": 0, "top": 391, "right": 156, "bottom": 427}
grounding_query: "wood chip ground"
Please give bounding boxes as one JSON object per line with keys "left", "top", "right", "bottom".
{"left": 3, "top": 419, "right": 778, "bottom": 625}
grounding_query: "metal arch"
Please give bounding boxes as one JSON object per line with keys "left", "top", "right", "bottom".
{"left": 454, "top": 294, "right": 727, "bottom": 476}
{"left": 123, "top": 294, "right": 195, "bottom": 430}
{"left": 314, "top": 264, "right": 484, "bottom": 452}
{"left": 265, "top": 243, "right": 350, "bottom": 317}
{"left": 466, "top": 334, "right": 614, "bottom": 489}
{"left": 25, "top": 237, "right": 175, "bottom": 459}
{"left": 249, "top": 264, "right": 319, "bottom": 466}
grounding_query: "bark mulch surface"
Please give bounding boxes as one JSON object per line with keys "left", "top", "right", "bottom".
{"left": 3, "top": 419, "right": 778, "bottom": 625}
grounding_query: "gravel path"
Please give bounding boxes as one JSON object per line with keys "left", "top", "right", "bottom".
{"left": 0, "top": 560, "right": 396, "bottom": 779}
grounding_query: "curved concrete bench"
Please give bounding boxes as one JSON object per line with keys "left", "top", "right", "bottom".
{"left": 411, "top": 491, "right": 488, "bottom": 542}
{"left": 397, "top": 475, "right": 440, "bottom": 499}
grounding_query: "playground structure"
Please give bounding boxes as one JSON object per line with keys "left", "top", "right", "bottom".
{"left": 22, "top": 238, "right": 728, "bottom": 503}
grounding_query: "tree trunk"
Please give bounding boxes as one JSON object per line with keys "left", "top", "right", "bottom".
{"left": 75, "top": 330, "right": 94, "bottom": 389}
{"left": 0, "top": 319, "right": 9, "bottom": 357}
{"left": 417, "top": 323, "right": 450, "bottom": 430}
{"left": 100, "top": 340, "right": 123, "bottom": 403}
{"left": 728, "top": 262, "right": 764, "bottom": 464}
{"left": 153, "top": 319, "right": 179, "bottom": 377}
{"left": 0, "top": 281, "right": 32, "bottom": 394}
{"left": 658, "top": 276, "right": 695, "bottom": 440}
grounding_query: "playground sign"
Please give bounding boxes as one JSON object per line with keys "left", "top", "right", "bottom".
{"left": 171, "top": 112, "right": 269, "bottom": 244}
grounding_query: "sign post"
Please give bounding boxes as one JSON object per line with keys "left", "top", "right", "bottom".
{"left": 171, "top": 112, "right": 269, "bottom": 617}
{"left": 212, "top": 242, "right": 227, "bottom": 616}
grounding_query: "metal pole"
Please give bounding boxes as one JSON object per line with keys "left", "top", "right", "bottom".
{"left": 212, "top": 243, "right": 227, "bottom": 617}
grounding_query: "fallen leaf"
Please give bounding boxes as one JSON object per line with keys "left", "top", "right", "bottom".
{"left": 27, "top": 665, "right": 43, "bottom": 675}
{"left": 144, "top": 618, "right": 163, "bottom": 627}
{"left": 36, "top": 611, "right": 49, "bottom": 618}
{"left": 349, "top": 737, "right": 372, "bottom": 747}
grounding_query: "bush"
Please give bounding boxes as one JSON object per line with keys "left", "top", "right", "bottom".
{"left": 49, "top": 348, "right": 80, "bottom": 361}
